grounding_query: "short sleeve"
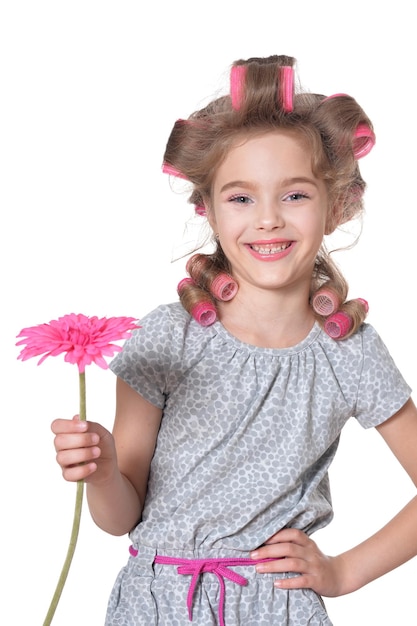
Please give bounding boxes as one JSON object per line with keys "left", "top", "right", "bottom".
{"left": 355, "top": 325, "right": 411, "bottom": 428}
{"left": 109, "top": 305, "right": 177, "bottom": 409}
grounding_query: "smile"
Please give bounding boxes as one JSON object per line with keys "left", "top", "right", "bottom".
{"left": 246, "top": 240, "right": 294, "bottom": 262}
{"left": 250, "top": 242, "right": 291, "bottom": 254}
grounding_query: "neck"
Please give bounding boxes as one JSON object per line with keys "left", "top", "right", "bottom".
{"left": 218, "top": 286, "right": 316, "bottom": 348}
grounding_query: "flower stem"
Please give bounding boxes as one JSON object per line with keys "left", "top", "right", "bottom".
{"left": 43, "top": 372, "right": 86, "bottom": 626}
{"left": 79, "top": 371, "right": 86, "bottom": 422}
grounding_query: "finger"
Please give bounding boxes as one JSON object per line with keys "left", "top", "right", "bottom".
{"left": 274, "top": 574, "right": 313, "bottom": 590}
{"left": 51, "top": 416, "right": 87, "bottom": 435}
{"left": 61, "top": 462, "right": 98, "bottom": 482}
{"left": 54, "top": 431, "right": 99, "bottom": 452}
{"left": 264, "top": 528, "right": 309, "bottom": 546}
{"left": 252, "top": 539, "right": 309, "bottom": 561}
{"left": 56, "top": 445, "right": 101, "bottom": 468}
{"left": 255, "top": 555, "right": 309, "bottom": 575}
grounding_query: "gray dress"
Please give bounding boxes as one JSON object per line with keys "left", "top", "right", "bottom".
{"left": 105, "top": 302, "right": 411, "bottom": 625}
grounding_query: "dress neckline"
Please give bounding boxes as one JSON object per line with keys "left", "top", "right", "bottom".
{"left": 212, "top": 320, "right": 323, "bottom": 356}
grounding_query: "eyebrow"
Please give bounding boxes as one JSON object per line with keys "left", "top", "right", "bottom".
{"left": 219, "top": 180, "right": 253, "bottom": 193}
{"left": 219, "top": 177, "right": 319, "bottom": 193}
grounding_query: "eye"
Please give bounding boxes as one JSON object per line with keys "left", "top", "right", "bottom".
{"left": 229, "top": 194, "right": 252, "bottom": 204}
{"left": 284, "top": 191, "right": 310, "bottom": 202}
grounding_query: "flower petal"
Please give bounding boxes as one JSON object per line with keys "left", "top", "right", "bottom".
{"left": 17, "top": 314, "right": 139, "bottom": 371}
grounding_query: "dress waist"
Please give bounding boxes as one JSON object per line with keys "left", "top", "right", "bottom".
{"left": 129, "top": 545, "right": 276, "bottom": 626}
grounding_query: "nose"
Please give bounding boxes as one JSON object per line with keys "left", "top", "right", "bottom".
{"left": 255, "top": 199, "right": 284, "bottom": 230}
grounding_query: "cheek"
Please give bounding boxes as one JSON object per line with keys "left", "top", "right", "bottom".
{"left": 305, "top": 219, "right": 327, "bottom": 250}
{"left": 313, "top": 207, "right": 329, "bottom": 237}
{"left": 300, "top": 209, "right": 326, "bottom": 234}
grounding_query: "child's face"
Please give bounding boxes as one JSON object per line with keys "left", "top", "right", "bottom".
{"left": 207, "top": 131, "right": 329, "bottom": 295}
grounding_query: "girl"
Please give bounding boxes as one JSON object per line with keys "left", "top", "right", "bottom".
{"left": 52, "top": 55, "right": 417, "bottom": 625}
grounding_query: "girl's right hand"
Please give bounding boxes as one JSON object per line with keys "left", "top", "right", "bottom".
{"left": 51, "top": 415, "right": 117, "bottom": 485}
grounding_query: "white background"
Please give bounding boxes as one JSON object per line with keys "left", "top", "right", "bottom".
{"left": 1, "top": 2, "right": 416, "bottom": 625}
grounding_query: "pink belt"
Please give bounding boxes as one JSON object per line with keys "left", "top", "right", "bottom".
{"left": 129, "top": 545, "right": 275, "bottom": 626}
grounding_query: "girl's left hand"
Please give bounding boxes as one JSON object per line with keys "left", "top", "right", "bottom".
{"left": 251, "top": 528, "right": 344, "bottom": 597}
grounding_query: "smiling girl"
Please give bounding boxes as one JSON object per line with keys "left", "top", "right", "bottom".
{"left": 52, "top": 55, "right": 417, "bottom": 625}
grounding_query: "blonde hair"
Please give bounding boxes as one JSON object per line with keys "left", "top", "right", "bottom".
{"left": 164, "top": 55, "right": 375, "bottom": 339}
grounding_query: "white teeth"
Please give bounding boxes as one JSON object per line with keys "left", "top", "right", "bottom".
{"left": 251, "top": 243, "right": 290, "bottom": 254}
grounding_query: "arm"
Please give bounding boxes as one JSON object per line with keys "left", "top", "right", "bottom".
{"left": 250, "top": 398, "right": 417, "bottom": 597}
{"left": 338, "top": 397, "right": 417, "bottom": 591}
{"left": 52, "top": 377, "right": 162, "bottom": 536}
{"left": 86, "top": 377, "right": 162, "bottom": 535}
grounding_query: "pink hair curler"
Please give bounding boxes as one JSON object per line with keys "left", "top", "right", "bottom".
{"left": 185, "top": 255, "right": 198, "bottom": 275}
{"left": 230, "top": 65, "right": 247, "bottom": 111}
{"left": 194, "top": 205, "right": 207, "bottom": 216}
{"left": 357, "top": 297, "right": 369, "bottom": 313}
{"left": 320, "top": 93, "right": 349, "bottom": 103}
{"left": 312, "top": 288, "right": 340, "bottom": 316}
{"left": 324, "top": 311, "right": 352, "bottom": 339}
{"left": 162, "top": 162, "right": 188, "bottom": 180}
{"left": 319, "top": 95, "right": 375, "bottom": 159}
{"left": 191, "top": 301, "right": 217, "bottom": 326}
{"left": 279, "top": 66, "right": 294, "bottom": 113}
{"left": 177, "top": 277, "right": 195, "bottom": 294}
{"left": 352, "top": 124, "right": 375, "bottom": 159}
{"left": 210, "top": 273, "right": 238, "bottom": 301}
{"left": 177, "top": 277, "right": 218, "bottom": 326}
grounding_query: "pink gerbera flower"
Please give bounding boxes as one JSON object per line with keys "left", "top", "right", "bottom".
{"left": 16, "top": 313, "right": 139, "bottom": 373}
{"left": 16, "top": 313, "right": 139, "bottom": 625}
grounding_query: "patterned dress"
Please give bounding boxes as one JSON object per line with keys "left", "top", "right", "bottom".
{"left": 105, "top": 303, "right": 410, "bottom": 625}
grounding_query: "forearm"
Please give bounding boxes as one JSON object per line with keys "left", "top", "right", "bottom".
{"left": 86, "top": 469, "right": 143, "bottom": 536}
{"left": 336, "top": 494, "right": 417, "bottom": 595}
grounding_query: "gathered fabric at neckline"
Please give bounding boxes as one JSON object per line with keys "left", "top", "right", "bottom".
{"left": 210, "top": 319, "right": 323, "bottom": 357}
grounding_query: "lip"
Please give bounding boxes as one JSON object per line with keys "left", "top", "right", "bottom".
{"left": 245, "top": 240, "right": 295, "bottom": 262}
